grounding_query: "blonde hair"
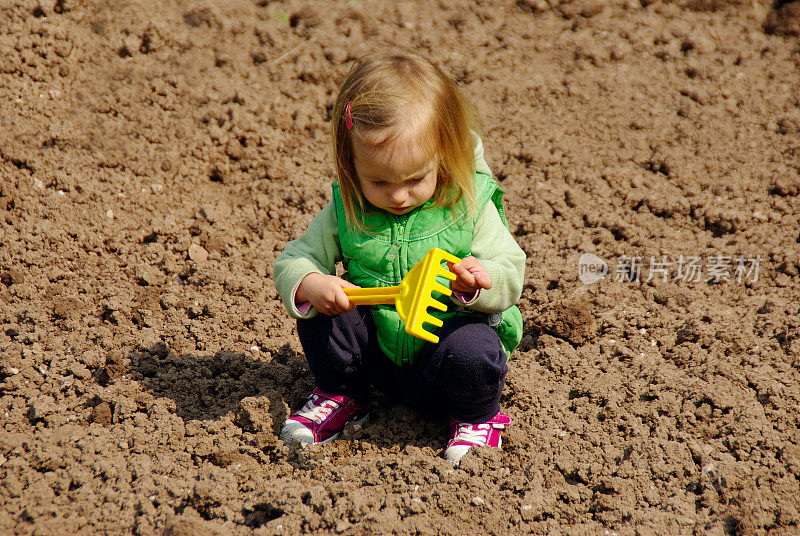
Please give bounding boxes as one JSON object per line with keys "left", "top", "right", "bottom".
{"left": 331, "top": 51, "right": 482, "bottom": 227}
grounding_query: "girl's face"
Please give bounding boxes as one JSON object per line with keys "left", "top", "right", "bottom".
{"left": 352, "top": 129, "right": 438, "bottom": 216}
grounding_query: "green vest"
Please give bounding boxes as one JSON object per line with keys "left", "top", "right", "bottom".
{"left": 332, "top": 173, "right": 523, "bottom": 366}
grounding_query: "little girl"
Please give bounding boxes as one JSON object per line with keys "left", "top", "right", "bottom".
{"left": 273, "top": 51, "right": 525, "bottom": 464}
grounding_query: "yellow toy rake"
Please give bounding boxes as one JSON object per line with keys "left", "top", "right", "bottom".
{"left": 343, "top": 248, "right": 461, "bottom": 343}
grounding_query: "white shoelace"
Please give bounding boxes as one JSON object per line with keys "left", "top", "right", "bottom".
{"left": 454, "top": 423, "right": 492, "bottom": 445}
{"left": 297, "top": 396, "right": 339, "bottom": 424}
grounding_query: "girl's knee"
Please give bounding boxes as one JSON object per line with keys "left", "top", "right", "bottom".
{"left": 441, "top": 322, "right": 503, "bottom": 355}
{"left": 297, "top": 308, "right": 370, "bottom": 350}
{"left": 437, "top": 323, "right": 507, "bottom": 381}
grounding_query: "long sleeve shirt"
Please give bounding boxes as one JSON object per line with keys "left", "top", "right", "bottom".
{"left": 274, "top": 198, "right": 525, "bottom": 319}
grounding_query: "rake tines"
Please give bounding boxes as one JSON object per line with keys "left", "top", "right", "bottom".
{"left": 344, "top": 248, "right": 462, "bottom": 343}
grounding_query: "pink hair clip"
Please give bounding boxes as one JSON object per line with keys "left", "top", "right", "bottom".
{"left": 344, "top": 101, "right": 353, "bottom": 130}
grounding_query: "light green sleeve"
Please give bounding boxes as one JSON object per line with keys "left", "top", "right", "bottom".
{"left": 453, "top": 133, "right": 525, "bottom": 312}
{"left": 273, "top": 201, "right": 341, "bottom": 318}
{"left": 458, "top": 198, "right": 526, "bottom": 314}
{"left": 473, "top": 135, "right": 492, "bottom": 177}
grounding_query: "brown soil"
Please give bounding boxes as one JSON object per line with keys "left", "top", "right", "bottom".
{"left": 2, "top": 0, "right": 799, "bottom": 535}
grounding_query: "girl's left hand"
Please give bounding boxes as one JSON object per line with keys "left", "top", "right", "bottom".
{"left": 447, "top": 256, "right": 492, "bottom": 294}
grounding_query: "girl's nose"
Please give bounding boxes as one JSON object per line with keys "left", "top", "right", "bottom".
{"left": 388, "top": 187, "right": 407, "bottom": 204}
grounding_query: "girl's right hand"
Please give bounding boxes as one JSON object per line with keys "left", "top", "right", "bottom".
{"left": 296, "top": 273, "right": 358, "bottom": 316}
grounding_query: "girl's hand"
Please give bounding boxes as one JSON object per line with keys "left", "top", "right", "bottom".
{"left": 447, "top": 256, "right": 492, "bottom": 295}
{"left": 297, "top": 273, "right": 358, "bottom": 316}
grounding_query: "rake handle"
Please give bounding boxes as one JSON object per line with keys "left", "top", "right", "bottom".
{"left": 343, "top": 285, "right": 402, "bottom": 305}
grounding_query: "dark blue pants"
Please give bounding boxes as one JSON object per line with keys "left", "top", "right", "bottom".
{"left": 297, "top": 307, "right": 507, "bottom": 423}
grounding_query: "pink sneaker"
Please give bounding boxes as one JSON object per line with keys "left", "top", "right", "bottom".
{"left": 444, "top": 412, "right": 512, "bottom": 464}
{"left": 280, "top": 388, "right": 369, "bottom": 445}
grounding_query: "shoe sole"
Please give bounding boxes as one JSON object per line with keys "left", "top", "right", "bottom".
{"left": 283, "top": 413, "right": 370, "bottom": 446}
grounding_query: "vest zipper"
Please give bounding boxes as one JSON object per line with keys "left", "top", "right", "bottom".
{"left": 394, "top": 213, "right": 409, "bottom": 364}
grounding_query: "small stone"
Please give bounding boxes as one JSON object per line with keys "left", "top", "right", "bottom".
{"left": 106, "top": 209, "right": 114, "bottom": 218}
{"left": 471, "top": 496, "right": 485, "bottom": 506}
{"left": 188, "top": 243, "right": 208, "bottom": 263}
{"left": 702, "top": 462, "right": 716, "bottom": 478}
{"left": 520, "top": 504, "right": 536, "bottom": 522}
{"left": 408, "top": 497, "right": 425, "bottom": 514}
